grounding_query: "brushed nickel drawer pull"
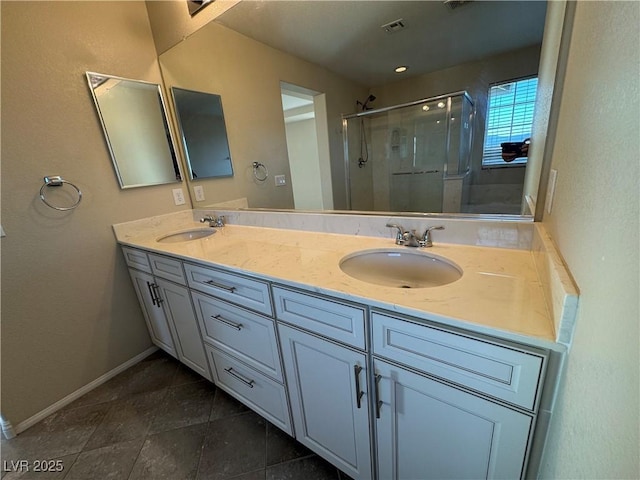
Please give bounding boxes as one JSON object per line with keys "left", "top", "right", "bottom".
{"left": 213, "top": 314, "right": 242, "bottom": 331}
{"left": 204, "top": 279, "right": 236, "bottom": 292}
{"left": 224, "top": 367, "right": 255, "bottom": 388}
{"left": 354, "top": 364, "right": 364, "bottom": 408}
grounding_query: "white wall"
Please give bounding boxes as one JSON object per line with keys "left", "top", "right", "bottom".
{"left": 285, "top": 119, "right": 324, "bottom": 210}
{"left": 538, "top": 2, "right": 640, "bottom": 477}
{"left": 1, "top": 1, "right": 191, "bottom": 427}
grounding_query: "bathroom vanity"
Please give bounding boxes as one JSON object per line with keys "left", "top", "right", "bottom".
{"left": 113, "top": 210, "right": 577, "bottom": 480}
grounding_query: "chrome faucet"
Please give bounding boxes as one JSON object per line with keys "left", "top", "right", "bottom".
{"left": 200, "top": 215, "right": 225, "bottom": 228}
{"left": 386, "top": 223, "right": 444, "bottom": 247}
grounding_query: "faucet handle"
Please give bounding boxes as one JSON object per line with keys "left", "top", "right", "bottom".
{"left": 200, "top": 215, "right": 224, "bottom": 227}
{"left": 386, "top": 223, "right": 406, "bottom": 245}
{"left": 420, "top": 225, "right": 444, "bottom": 247}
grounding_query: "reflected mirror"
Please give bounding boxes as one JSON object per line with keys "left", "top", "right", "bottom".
{"left": 171, "top": 87, "right": 234, "bottom": 180}
{"left": 85, "top": 72, "right": 182, "bottom": 189}
{"left": 157, "top": 0, "right": 565, "bottom": 217}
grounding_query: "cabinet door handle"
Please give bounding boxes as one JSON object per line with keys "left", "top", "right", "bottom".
{"left": 374, "top": 374, "right": 383, "bottom": 419}
{"left": 354, "top": 364, "right": 365, "bottom": 408}
{"left": 224, "top": 367, "right": 255, "bottom": 388}
{"left": 213, "top": 314, "right": 242, "bottom": 331}
{"left": 151, "top": 283, "right": 163, "bottom": 306}
{"left": 146, "top": 281, "right": 157, "bottom": 306}
{"left": 204, "top": 279, "right": 236, "bottom": 293}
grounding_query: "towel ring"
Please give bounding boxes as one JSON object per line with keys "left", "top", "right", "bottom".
{"left": 39, "top": 176, "right": 82, "bottom": 211}
{"left": 252, "top": 162, "right": 268, "bottom": 182}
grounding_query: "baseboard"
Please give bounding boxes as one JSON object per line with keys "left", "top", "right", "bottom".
{"left": 10, "top": 346, "right": 159, "bottom": 437}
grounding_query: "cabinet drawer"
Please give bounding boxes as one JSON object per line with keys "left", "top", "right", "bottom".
{"left": 192, "top": 291, "right": 282, "bottom": 382}
{"left": 184, "top": 263, "right": 272, "bottom": 316}
{"left": 372, "top": 311, "right": 545, "bottom": 410}
{"left": 207, "top": 346, "right": 292, "bottom": 435}
{"left": 121, "top": 247, "right": 151, "bottom": 273}
{"left": 273, "top": 287, "right": 366, "bottom": 349}
{"left": 148, "top": 253, "right": 186, "bottom": 285}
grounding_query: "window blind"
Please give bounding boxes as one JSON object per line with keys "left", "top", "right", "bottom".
{"left": 482, "top": 77, "right": 538, "bottom": 167}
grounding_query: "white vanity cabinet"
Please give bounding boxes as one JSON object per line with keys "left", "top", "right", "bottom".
{"left": 187, "top": 263, "right": 293, "bottom": 435}
{"left": 122, "top": 247, "right": 211, "bottom": 380}
{"left": 119, "top": 241, "right": 556, "bottom": 480}
{"left": 128, "top": 268, "right": 178, "bottom": 357}
{"left": 374, "top": 359, "right": 532, "bottom": 479}
{"left": 274, "top": 287, "right": 372, "bottom": 480}
{"left": 372, "top": 310, "right": 545, "bottom": 479}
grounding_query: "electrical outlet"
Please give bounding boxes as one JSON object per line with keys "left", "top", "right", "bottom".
{"left": 275, "top": 175, "right": 286, "bottom": 187}
{"left": 172, "top": 188, "right": 186, "bottom": 206}
{"left": 545, "top": 169, "right": 558, "bottom": 214}
{"left": 193, "top": 185, "right": 205, "bottom": 202}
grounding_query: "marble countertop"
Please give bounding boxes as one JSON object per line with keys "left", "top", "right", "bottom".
{"left": 115, "top": 218, "right": 560, "bottom": 349}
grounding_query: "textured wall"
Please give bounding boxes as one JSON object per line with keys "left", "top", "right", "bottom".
{"left": 539, "top": 2, "right": 640, "bottom": 477}
{"left": 1, "top": 1, "right": 190, "bottom": 427}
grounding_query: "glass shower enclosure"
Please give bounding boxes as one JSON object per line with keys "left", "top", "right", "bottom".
{"left": 342, "top": 92, "right": 473, "bottom": 213}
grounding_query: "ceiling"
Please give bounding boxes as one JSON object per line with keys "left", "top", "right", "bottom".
{"left": 214, "top": 0, "right": 548, "bottom": 87}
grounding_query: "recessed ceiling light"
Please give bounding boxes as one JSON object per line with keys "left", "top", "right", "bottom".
{"left": 422, "top": 105, "right": 430, "bottom": 111}
{"left": 394, "top": 66, "right": 408, "bottom": 73}
{"left": 437, "top": 101, "right": 446, "bottom": 108}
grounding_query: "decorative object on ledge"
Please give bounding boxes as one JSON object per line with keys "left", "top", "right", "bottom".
{"left": 187, "top": 0, "right": 213, "bottom": 16}
{"left": 39, "top": 176, "right": 82, "bottom": 211}
{"left": 252, "top": 162, "right": 269, "bottom": 182}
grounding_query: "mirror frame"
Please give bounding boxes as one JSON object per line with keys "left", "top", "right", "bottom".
{"left": 85, "top": 72, "right": 183, "bottom": 189}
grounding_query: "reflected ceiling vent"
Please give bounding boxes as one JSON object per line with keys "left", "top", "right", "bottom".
{"left": 444, "top": 0, "right": 472, "bottom": 10}
{"left": 381, "top": 19, "right": 405, "bottom": 34}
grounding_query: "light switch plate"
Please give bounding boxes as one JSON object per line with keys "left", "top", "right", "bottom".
{"left": 275, "top": 175, "right": 286, "bottom": 186}
{"left": 172, "top": 188, "right": 186, "bottom": 205}
{"left": 193, "top": 185, "right": 205, "bottom": 202}
{"left": 546, "top": 169, "right": 558, "bottom": 214}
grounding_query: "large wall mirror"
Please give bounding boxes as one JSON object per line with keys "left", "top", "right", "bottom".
{"left": 85, "top": 72, "right": 182, "bottom": 189}
{"left": 171, "top": 87, "right": 234, "bottom": 180}
{"left": 156, "top": 0, "right": 569, "bottom": 218}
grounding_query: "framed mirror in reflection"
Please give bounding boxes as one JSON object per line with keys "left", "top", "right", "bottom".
{"left": 85, "top": 72, "right": 182, "bottom": 189}
{"left": 170, "top": 87, "right": 234, "bottom": 180}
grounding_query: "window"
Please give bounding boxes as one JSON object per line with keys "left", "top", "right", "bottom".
{"left": 482, "top": 77, "right": 538, "bottom": 167}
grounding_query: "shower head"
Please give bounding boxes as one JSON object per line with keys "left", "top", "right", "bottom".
{"left": 357, "top": 94, "right": 377, "bottom": 111}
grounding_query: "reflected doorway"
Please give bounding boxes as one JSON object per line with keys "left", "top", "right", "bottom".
{"left": 280, "top": 83, "right": 333, "bottom": 210}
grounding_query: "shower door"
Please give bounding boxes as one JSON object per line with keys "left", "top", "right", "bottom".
{"left": 387, "top": 103, "right": 446, "bottom": 213}
{"left": 343, "top": 92, "right": 473, "bottom": 214}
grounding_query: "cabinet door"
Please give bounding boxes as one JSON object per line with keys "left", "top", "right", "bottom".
{"left": 278, "top": 324, "right": 372, "bottom": 480}
{"left": 156, "top": 278, "right": 211, "bottom": 380}
{"left": 375, "top": 359, "right": 532, "bottom": 480}
{"left": 128, "top": 269, "right": 177, "bottom": 357}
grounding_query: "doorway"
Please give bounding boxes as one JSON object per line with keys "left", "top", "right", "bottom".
{"left": 280, "top": 82, "right": 333, "bottom": 210}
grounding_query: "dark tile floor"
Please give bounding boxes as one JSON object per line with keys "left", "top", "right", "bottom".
{"left": 1, "top": 351, "right": 351, "bottom": 480}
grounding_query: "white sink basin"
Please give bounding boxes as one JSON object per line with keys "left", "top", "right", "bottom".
{"left": 339, "top": 249, "right": 462, "bottom": 288}
{"left": 157, "top": 228, "right": 216, "bottom": 243}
